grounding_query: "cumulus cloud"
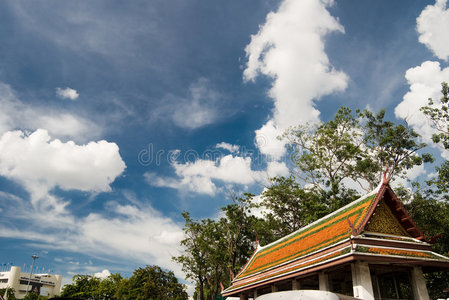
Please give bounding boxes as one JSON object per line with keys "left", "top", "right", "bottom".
{"left": 56, "top": 87, "right": 79, "bottom": 100}
{"left": 0, "top": 82, "right": 100, "bottom": 141}
{"left": 417, "top": 0, "right": 449, "bottom": 61}
{"left": 0, "top": 129, "right": 126, "bottom": 211}
{"left": 145, "top": 154, "right": 289, "bottom": 195}
{"left": 154, "top": 78, "right": 222, "bottom": 130}
{"left": 244, "top": 0, "right": 348, "bottom": 159}
{"left": 216, "top": 142, "right": 239, "bottom": 153}
{"left": 94, "top": 269, "right": 111, "bottom": 279}
{"left": 394, "top": 61, "right": 449, "bottom": 158}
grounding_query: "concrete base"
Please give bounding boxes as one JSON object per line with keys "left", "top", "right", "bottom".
{"left": 411, "top": 266, "right": 430, "bottom": 300}
{"left": 318, "top": 272, "right": 329, "bottom": 291}
{"left": 351, "top": 261, "right": 374, "bottom": 300}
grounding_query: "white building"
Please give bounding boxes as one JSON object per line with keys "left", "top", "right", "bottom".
{"left": 0, "top": 266, "right": 62, "bottom": 299}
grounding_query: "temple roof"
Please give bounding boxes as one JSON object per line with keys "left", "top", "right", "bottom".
{"left": 223, "top": 181, "right": 449, "bottom": 296}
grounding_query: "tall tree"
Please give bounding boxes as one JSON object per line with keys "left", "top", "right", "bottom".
{"left": 285, "top": 107, "right": 430, "bottom": 195}
{"left": 260, "top": 176, "right": 330, "bottom": 237}
{"left": 284, "top": 107, "right": 367, "bottom": 203}
{"left": 173, "top": 212, "right": 216, "bottom": 300}
{"left": 115, "top": 266, "right": 187, "bottom": 300}
{"left": 421, "top": 82, "right": 449, "bottom": 194}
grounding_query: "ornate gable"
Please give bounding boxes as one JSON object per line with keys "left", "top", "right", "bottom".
{"left": 364, "top": 199, "right": 411, "bottom": 237}
{"left": 355, "top": 183, "right": 425, "bottom": 240}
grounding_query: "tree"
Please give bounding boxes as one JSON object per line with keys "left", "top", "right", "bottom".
{"left": 260, "top": 176, "right": 330, "bottom": 237}
{"left": 115, "top": 265, "right": 187, "bottom": 300}
{"left": 22, "top": 293, "right": 48, "bottom": 300}
{"left": 421, "top": 82, "right": 449, "bottom": 149}
{"left": 416, "top": 82, "right": 449, "bottom": 298}
{"left": 0, "top": 288, "right": 16, "bottom": 300}
{"left": 284, "top": 107, "right": 367, "bottom": 203}
{"left": 421, "top": 82, "right": 449, "bottom": 194}
{"left": 59, "top": 275, "right": 102, "bottom": 299}
{"left": 283, "top": 107, "right": 430, "bottom": 208}
{"left": 173, "top": 212, "right": 216, "bottom": 300}
{"left": 174, "top": 195, "right": 274, "bottom": 300}
{"left": 359, "top": 108, "right": 432, "bottom": 185}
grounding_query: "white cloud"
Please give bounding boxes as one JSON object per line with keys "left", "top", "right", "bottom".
{"left": 94, "top": 269, "right": 111, "bottom": 279}
{"left": 56, "top": 87, "right": 79, "bottom": 100}
{"left": 0, "top": 82, "right": 100, "bottom": 141}
{"left": 394, "top": 61, "right": 449, "bottom": 158}
{"left": 417, "top": 0, "right": 449, "bottom": 61}
{"left": 216, "top": 142, "right": 239, "bottom": 153}
{"left": 0, "top": 191, "right": 186, "bottom": 280}
{"left": 154, "top": 78, "right": 222, "bottom": 130}
{"left": 254, "top": 120, "right": 288, "bottom": 160}
{"left": 0, "top": 129, "right": 126, "bottom": 211}
{"left": 244, "top": 0, "right": 348, "bottom": 159}
{"left": 145, "top": 154, "right": 289, "bottom": 195}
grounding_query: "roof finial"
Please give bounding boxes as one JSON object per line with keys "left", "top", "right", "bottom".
{"left": 383, "top": 160, "right": 390, "bottom": 184}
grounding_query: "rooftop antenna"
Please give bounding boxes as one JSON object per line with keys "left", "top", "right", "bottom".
{"left": 25, "top": 254, "right": 39, "bottom": 297}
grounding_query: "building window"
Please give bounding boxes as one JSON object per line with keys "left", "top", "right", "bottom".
{"left": 298, "top": 274, "right": 319, "bottom": 290}
{"left": 328, "top": 266, "right": 353, "bottom": 296}
{"left": 371, "top": 266, "right": 414, "bottom": 300}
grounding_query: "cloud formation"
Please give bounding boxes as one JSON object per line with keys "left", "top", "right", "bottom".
{"left": 56, "top": 87, "right": 79, "bottom": 100}
{"left": 0, "top": 129, "right": 126, "bottom": 212}
{"left": 216, "top": 142, "right": 240, "bottom": 153}
{"left": 0, "top": 191, "right": 185, "bottom": 279}
{"left": 417, "top": 0, "right": 449, "bottom": 61}
{"left": 244, "top": 0, "right": 348, "bottom": 159}
{"left": 153, "top": 78, "right": 223, "bottom": 130}
{"left": 145, "top": 155, "right": 289, "bottom": 195}
{"left": 0, "top": 82, "right": 99, "bottom": 141}
{"left": 395, "top": 61, "right": 449, "bottom": 158}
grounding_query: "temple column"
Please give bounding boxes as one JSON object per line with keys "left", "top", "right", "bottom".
{"left": 253, "top": 289, "right": 258, "bottom": 299}
{"left": 318, "top": 272, "right": 329, "bottom": 291}
{"left": 351, "top": 261, "right": 374, "bottom": 300}
{"left": 292, "top": 278, "right": 301, "bottom": 290}
{"left": 271, "top": 284, "right": 278, "bottom": 293}
{"left": 239, "top": 293, "right": 248, "bottom": 300}
{"left": 411, "top": 266, "right": 429, "bottom": 300}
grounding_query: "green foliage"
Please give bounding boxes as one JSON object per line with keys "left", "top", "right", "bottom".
{"left": 22, "top": 293, "right": 48, "bottom": 300}
{"left": 0, "top": 288, "right": 16, "bottom": 300}
{"left": 173, "top": 195, "right": 275, "bottom": 300}
{"left": 284, "top": 107, "right": 430, "bottom": 201}
{"left": 404, "top": 186, "right": 449, "bottom": 300}
{"left": 421, "top": 82, "right": 449, "bottom": 149}
{"left": 359, "top": 108, "right": 431, "bottom": 184}
{"left": 285, "top": 107, "right": 367, "bottom": 201}
{"left": 260, "top": 176, "right": 328, "bottom": 237}
{"left": 115, "top": 266, "right": 187, "bottom": 300}
{"left": 59, "top": 267, "right": 185, "bottom": 300}
{"left": 60, "top": 274, "right": 101, "bottom": 299}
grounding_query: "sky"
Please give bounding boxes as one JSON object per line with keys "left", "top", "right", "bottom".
{"left": 0, "top": 0, "right": 449, "bottom": 294}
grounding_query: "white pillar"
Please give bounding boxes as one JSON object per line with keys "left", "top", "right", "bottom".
{"left": 7, "top": 266, "right": 21, "bottom": 299}
{"left": 411, "top": 266, "right": 429, "bottom": 300}
{"left": 318, "top": 272, "right": 329, "bottom": 291}
{"left": 351, "top": 261, "right": 374, "bottom": 300}
{"left": 292, "top": 278, "right": 301, "bottom": 290}
{"left": 51, "top": 275, "right": 62, "bottom": 298}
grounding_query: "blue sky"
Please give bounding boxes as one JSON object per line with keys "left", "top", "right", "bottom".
{"left": 0, "top": 0, "right": 448, "bottom": 293}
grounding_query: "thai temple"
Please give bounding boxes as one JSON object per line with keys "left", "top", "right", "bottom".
{"left": 222, "top": 179, "right": 449, "bottom": 300}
